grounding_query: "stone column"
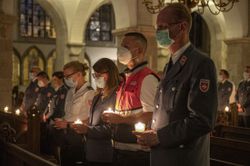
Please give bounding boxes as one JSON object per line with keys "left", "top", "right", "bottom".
{"left": 0, "top": 13, "right": 16, "bottom": 110}
{"left": 112, "top": 26, "right": 157, "bottom": 72}
{"left": 224, "top": 38, "right": 250, "bottom": 85}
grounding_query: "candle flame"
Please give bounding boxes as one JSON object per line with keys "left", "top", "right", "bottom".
{"left": 225, "top": 106, "right": 230, "bottom": 112}
{"left": 135, "top": 122, "right": 146, "bottom": 132}
{"left": 15, "top": 109, "right": 20, "bottom": 115}
{"left": 74, "top": 119, "right": 83, "bottom": 124}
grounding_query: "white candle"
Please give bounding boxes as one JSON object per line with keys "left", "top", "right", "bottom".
{"left": 103, "top": 107, "right": 114, "bottom": 114}
{"left": 225, "top": 106, "right": 230, "bottom": 112}
{"left": 4, "top": 106, "right": 9, "bottom": 113}
{"left": 74, "top": 119, "right": 83, "bottom": 124}
{"left": 15, "top": 109, "right": 20, "bottom": 116}
{"left": 135, "top": 122, "right": 146, "bottom": 132}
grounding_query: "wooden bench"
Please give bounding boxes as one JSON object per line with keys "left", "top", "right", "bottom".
{"left": 214, "top": 125, "right": 250, "bottom": 142}
{"left": 211, "top": 136, "right": 250, "bottom": 166}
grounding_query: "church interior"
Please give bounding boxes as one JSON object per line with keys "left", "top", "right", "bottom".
{"left": 0, "top": 0, "right": 250, "bottom": 166}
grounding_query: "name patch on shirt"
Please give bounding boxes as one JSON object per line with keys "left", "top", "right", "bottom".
{"left": 200, "top": 79, "right": 210, "bottom": 93}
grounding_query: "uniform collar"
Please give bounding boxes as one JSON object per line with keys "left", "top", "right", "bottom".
{"left": 171, "top": 42, "right": 191, "bottom": 64}
{"left": 72, "top": 82, "right": 90, "bottom": 94}
{"left": 124, "top": 61, "right": 148, "bottom": 76}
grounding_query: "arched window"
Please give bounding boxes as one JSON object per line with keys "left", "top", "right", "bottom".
{"left": 47, "top": 49, "right": 56, "bottom": 78}
{"left": 22, "top": 47, "right": 45, "bottom": 85}
{"left": 12, "top": 49, "right": 21, "bottom": 86}
{"left": 19, "top": 0, "right": 56, "bottom": 38}
{"left": 86, "top": 4, "right": 115, "bottom": 42}
{"left": 190, "top": 12, "right": 210, "bottom": 55}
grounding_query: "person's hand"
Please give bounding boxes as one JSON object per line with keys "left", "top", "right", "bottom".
{"left": 71, "top": 123, "right": 88, "bottom": 134}
{"left": 237, "top": 104, "right": 244, "bottom": 112}
{"left": 133, "top": 130, "right": 160, "bottom": 147}
{"left": 54, "top": 118, "right": 67, "bottom": 129}
{"left": 102, "top": 112, "right": 124, "bottom": 124}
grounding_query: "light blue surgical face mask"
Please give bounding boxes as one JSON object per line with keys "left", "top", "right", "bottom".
{"left": 156, "top": 29, "right": 174, "bottom": 48}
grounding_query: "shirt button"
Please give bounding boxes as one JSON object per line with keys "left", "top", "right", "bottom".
{"left": 160, "top": 89, "right": 162, "bottom": 93}
{"left": 179, "top": 145, "right": 184, "bottom": 148}
{"left": 152, "top": 119, "right": 156, "bottom": 124}
{"left": 172, "top": 87, "right": 176, "bottom": 91}
{"left": 156, "top": 105, "right": 159, "bottom": 109}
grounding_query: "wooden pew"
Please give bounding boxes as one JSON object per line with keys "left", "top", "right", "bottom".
{"left": 214, "top": 125, "right": 250, "bottom": 142}
{"left": 211, "top": 136, "right": 250, "bottom": 166}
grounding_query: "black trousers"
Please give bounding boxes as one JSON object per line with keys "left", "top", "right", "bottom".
{"left": 87, "top": 162, "right": 113, "bottom": 166}
{"left": 113, "top": 149, "right": 150, "bottom": 166}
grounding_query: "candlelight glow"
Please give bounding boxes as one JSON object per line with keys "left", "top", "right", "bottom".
{"left": 74, "top": 119, "right": 83, "bottom": 124}
{"left": 15, "top": 109, "right": 20, "bottom": 115}
{"left": 4, "top": 106, "right": 9, "bottom": 113}
{"left": 225, "top": 106, "right": 230, "bottom": 112}
{"left": 103, "top": 107, "right": 114, "bottom": 114}
{"left": 135, "top": 122, "right": 146, "bottom": 132}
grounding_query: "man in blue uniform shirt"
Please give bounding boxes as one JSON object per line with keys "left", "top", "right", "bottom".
{"left": 134, "top": 3, "right": 218, "bottom": 166}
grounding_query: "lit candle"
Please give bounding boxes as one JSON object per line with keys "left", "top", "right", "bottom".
{"left": 74, "top": 118, "right": 83, "bottom": 124}
{"left": 4, "top": 106, "right": 9, "bottom": 113}
{"left": 135, "top": 122, "right": 146, "bottom": 132}
{"left": 225, "top": 106, "right": 230, "bottom": 112}
{"left": 103, "top": 107, "right": 114, "bottom": 114}
{"left": 15, "top": 109, "right": 20, "bottom": 116}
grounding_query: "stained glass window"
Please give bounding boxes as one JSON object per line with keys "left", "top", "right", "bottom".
{"left": 19, "top": 0, "right": 56, "bottom": 38}
{"left": 86, "top": 4, "right": 114, "bottom": 42}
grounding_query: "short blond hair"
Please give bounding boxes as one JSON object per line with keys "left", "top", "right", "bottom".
{"left": 63, "top": 61, "right": 89, "bottom": 76}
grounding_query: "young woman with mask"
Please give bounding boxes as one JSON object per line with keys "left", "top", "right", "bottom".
{"left": 72, "top": 58, "right": 120, "bottom": 166}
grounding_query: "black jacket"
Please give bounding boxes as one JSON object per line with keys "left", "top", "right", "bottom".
{"left": 151, "top": 45, "right": 218, "bottom": 166}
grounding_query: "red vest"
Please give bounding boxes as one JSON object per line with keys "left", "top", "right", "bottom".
{"left": 115, "top": 67, "right": 158, "bottom": 111}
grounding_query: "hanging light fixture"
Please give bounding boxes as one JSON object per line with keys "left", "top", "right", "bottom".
{"left": 142, "top": 0, "right": 239, "bottom": 15}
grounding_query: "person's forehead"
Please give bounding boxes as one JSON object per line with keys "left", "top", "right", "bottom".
{"left": 157, "top": 9, "right": 174, "bottom": 24}
{"left": 121, "top": 36, "right": 136, "bottom": 48}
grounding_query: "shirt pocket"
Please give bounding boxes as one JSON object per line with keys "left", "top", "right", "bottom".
{"left": 163, "top": 80, "right": 178, "bottom": 112}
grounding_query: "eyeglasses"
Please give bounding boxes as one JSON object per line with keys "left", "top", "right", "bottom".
{"left": 156, "top": 22, "right": 182, "bottom": 31}
{"left": 92, "top": 72, "right": 107, "bottom": 79}
{"left": 64, "top": 72, "right": 78, "bottom": 79}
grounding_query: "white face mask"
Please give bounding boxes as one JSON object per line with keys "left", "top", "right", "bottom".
{"left": 64, "top": 78, "right": 77, "bottom": 88}
{"left": 117, "top": 47, "right": 133, "bottom": 65}
{"left": 94, "top": 76, "right": 106, "bottom": 89}
{"left": 38, "top": 80, "right": 45, "bottom": 88}
{"left": 243, "top": 72, "right": 250, "bottom": 80}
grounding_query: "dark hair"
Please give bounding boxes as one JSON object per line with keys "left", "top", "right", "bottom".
{"left": 37, "top": 71, "right": 49, "bottom": 80}
{"left": 161, "top": 3, "right": 192, "bottom": 31}
{"left": 220, "top": 69, "right": 229, "bottom": 78}
{"left": 63, "top": 61, "right": 89, "bottom": 76}
{"left": 124, "top": 32, "right": 147, "bottom": 51}
{"left": 93, "top": 58, "right": 120, "bottom": 93}
{"left": 52, "top": 71, "right": 64, "bottom": 79}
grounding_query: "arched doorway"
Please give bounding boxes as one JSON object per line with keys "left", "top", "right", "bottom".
{"left": 47, "top": 49, "right": 56, "bottom": 78}
{"left": 22, "top": 46, "right": 46, "bottom": 85}
{"left": 12, "top": 48, "right": 21, "bottom": 86}
{"left": 190, "top": 12, "right": 210, "bottom": 55}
